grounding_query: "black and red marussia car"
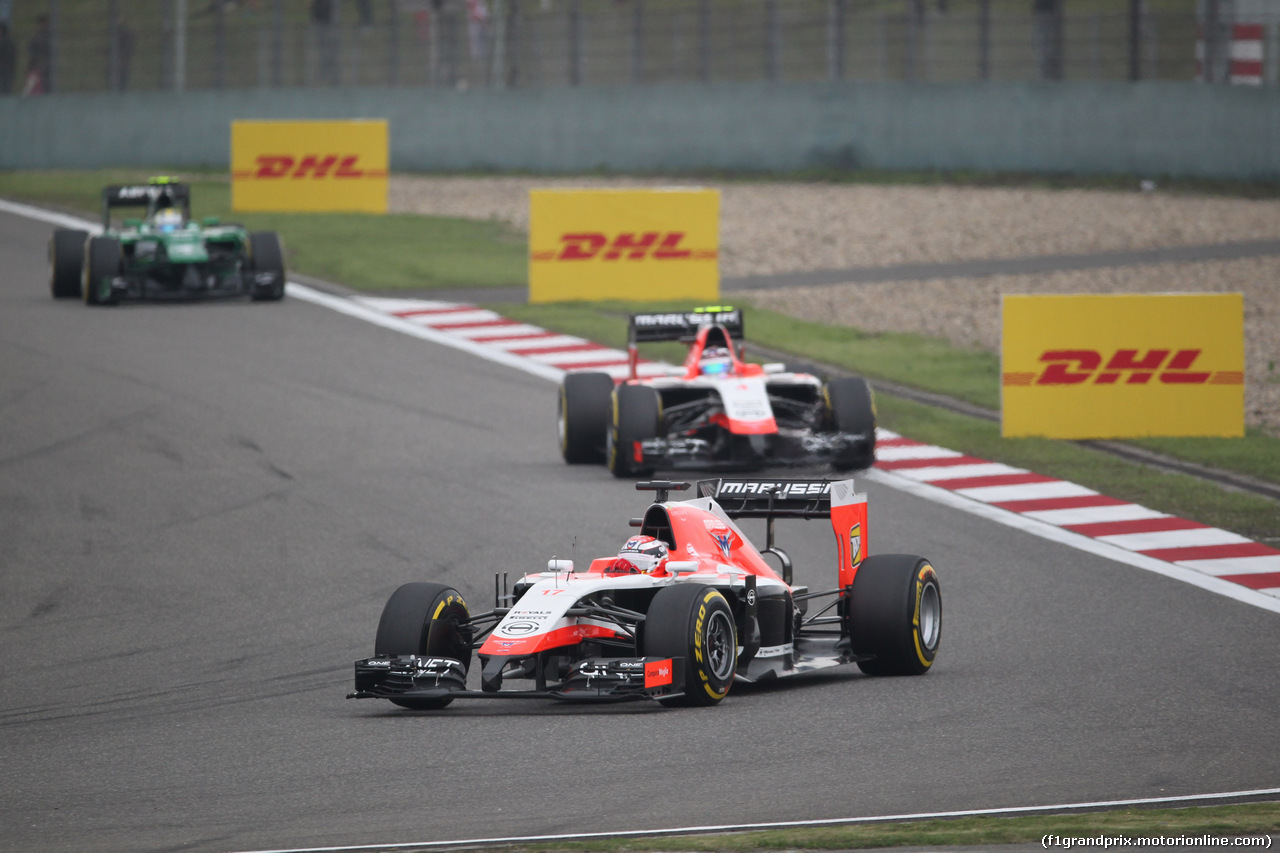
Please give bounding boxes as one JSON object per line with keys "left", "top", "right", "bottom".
{"left": 555, "top": 308, "right": 877, "bottom": 477}
{"left": 350, "top": 478, "right": 941, "bottom": 709}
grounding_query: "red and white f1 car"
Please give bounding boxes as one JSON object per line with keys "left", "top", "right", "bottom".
{"left": 350, "top": 478, "right": 941, "bottom": 708}
{"left": 556, "top": 308, "right": 877, "bottom": 477}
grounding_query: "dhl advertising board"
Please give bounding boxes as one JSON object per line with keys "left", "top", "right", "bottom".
{"left": 528, "top": 189, "right": 719, "bottom": 303}
{"left": 231, "top": 120, "right": 388, "bottom": 213}
{"left": 1002, "top": 293, "right": 1244, "bottom": 439}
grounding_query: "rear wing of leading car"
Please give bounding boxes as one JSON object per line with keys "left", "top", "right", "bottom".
{"left": 625, "top": 307, "right": 745, "bottom": 380}
{"left": 697, "top": 477, "right": 868, "bottom": 588}
{"left": 628, "top": 307, "right": 744, "bottom": 345}
{"left": 101, "top": 180, "right": 192, "bottom": 226}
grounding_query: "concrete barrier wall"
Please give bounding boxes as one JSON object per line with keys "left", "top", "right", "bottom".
{"left": 2, "top": 81, "right": 1278, "bottom": 179}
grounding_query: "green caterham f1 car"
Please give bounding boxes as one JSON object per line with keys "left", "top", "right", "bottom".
{"left": 49, "top": 177, "right": 286, "bottom": 305}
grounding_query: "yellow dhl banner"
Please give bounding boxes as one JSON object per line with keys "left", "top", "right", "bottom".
{"left": 231, "top": 120, "right": 388, "bottom": 213}
{"left": 528, "top": 189, "right": 719, "bottom": 303}
{"left": 1001, "top": 293, "right": 1244, "bottom": 439}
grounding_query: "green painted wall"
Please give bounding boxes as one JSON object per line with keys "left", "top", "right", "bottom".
{"left": 1, "top": 81, "right": 1277, "bottom": 179}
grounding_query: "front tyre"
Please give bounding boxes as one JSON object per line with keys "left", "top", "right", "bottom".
{"left": 847, "top": 554, "right": 941, "bottom": 676}
{"left": 50, "top": 229, "right": 89, "bottom": 299}
{"left": 607, "top": 383, "right": 661, "bottom": 478}
{"left": 558, "top": 372, "right": 614, "bottom": 464}
{"left": 825, "top": 376, "right": 876, "bottom": 471}
{"left": 644, "top": 584, "right": 736, "bottom": 706}
{"left": 249, "top": 231, "right": 286, "bottom": 302}
{"left": 83, "top": 236, "right": 122, "bottom": 306}
{"left": 374, "top": 582, "right": 472, "bottom": 709}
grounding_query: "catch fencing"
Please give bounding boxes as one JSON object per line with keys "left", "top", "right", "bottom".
{"left": 19, "top": 0, "right": 1264, "bottom": 96}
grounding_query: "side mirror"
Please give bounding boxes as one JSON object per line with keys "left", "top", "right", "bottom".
{"left": 122, "top": 217, "right": 142, "bottom": 227}
{"left": 763, "top": 363, "right": 786, "bottom": 374}
{"left": 666, "top": 561, "right": 698, "bottom": 575}
{"left": 547, "top": 559, "right": 573, "bottom": 573}
{"left": 201, "top": 216, "right": 221, "bottom": 227}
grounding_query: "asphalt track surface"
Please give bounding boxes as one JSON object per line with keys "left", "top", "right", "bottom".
{"left": 1, "top": 207, "right": 1278, "bottom": 853}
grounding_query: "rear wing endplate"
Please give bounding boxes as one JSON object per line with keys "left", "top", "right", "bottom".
{"left": 629, "top": 307, "right": 744, "bottom": 344}
{"left": 698, "top": 478, "right": 867, "bottom": 588}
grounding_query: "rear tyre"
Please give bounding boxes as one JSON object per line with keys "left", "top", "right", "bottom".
{"left": 644, "top": 584, "right": 736, "bottom": 707}
{"left": 825, "top": 376, "right": 876, "bottom": 471}
{"left": 607, "top": 383, "right": 661, "bottom": 478}
{"left": 374, "top": 582, "right": 472, "bottom": 709}
{"left": 558, "top": 372, "right": 614, "bottom": 464}
{"left": 50, "top": 229, "right": 88, "bottom": 299}
{"left": 847, "top": 554, "right": 941, "bottom": 676}
{"left": 249, "top": 231, "right": 286, "bottom": 302}
{"left": 83, "top": 236, "right": 122, "bottom": 306}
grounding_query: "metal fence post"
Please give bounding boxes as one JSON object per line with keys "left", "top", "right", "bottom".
{"left": 697, "top": 0, "right": 710, "bottom": 82}
{"left": 568, "top": 0, "right": 580, "bottom": 85}
{"left": 1033, "top": 0, "right": 1064, "bottom": 81}
{"left": 631, "top": 0, "right": 643, "bottom": 84}
{"left": 486, "top": 0, "right": 503, "bottom": 87}
{"left": 108, "top": 0, "right": 120, "bottom": 90}
{"left": 765, "top": 0, "right": 779, "bottom": 82}
{"left": 827, "top": 0, "right": 844, "bottom": 80}
{"left": 271, "top": 0, "right": 283, "bottom": 85}
{"left": 47, "top": 0, "right": 58, "bottom": 92}
{"left": 174, "top": 0, "right": 186, "bottom": 92}
{"left": 428, "top": 1, "right": 439, "bottom": 86}
{"left": 214, "top": 0, "right": 227, "bottom": 88}
{"left": 905, "top": 0, "right": 922, "bottom": 82}
{"left": 978, "top": 0, "right": 990, "bottom": 80}
{"left": 1128, "top": 0, "right": 1142, "bottom": 81}
{"left": 504, "top": 0, "right": 519, "bottom": 87}
{"left": 160, "top": 0, "right": 173, "bottom": 89}
{"left": 1203, "top": 0, "right": 1220, "bottom": 83}
{"left": 876, "top": 12, "right": 886, "bottom": 80}
{"left": 332, "top": 0, "right": 343, "bottom": 85}
{"left": 387, "top": 0, "right": 399, "bottom": 85}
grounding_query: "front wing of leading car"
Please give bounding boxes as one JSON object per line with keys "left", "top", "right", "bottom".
{"left": 350, "top": 654, "right": 688, "bottom": 703}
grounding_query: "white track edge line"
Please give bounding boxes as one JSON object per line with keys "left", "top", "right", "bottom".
{"left": 6, "top": 198, "right": 1277, "bottom": 615}
{"left": 0, "top": 198, "right": 105, "bottom": 233}
{"left": 288, "top": 284, "right": 566, "bottom": 383}
{"left": 865, "top": 468, "right": 1280, "bottom": 615}
{"left": 227, "top": 786, "right": 1280, "bottom": 853}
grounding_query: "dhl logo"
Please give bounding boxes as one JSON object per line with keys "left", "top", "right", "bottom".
{"left": 1004, "top": 349, "right": 1243, "bottom": 387}
{"left": 530, "top": 232, "right": 718, "bottom": 262}
{"left": 232, "top": 155, "right": 388, "bottom": 180}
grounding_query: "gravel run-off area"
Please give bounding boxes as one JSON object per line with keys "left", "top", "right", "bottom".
{"left": 389, "top": 176, "right": 1280, "bottom": 435}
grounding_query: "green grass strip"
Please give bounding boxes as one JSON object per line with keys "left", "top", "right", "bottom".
{"left": 457, "top": 801, "right": 1280, "bottom": 852}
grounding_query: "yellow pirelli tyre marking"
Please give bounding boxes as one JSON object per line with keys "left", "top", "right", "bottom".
{"left": 700, "top": 590, "right": 730, "bottom": 699}
{"left": 433, "top": 595, "right": 466, "bottom": 621}
{"left": 912, "top": 565, "right": 936, "bottom": 670}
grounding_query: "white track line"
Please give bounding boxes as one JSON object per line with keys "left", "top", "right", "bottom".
{"left": 287, "top": 285, "right": 566, "bottom": 383}
{"left": 866, "top": 467, "right": 1280, "bottom": 615}
{"left": 0, "top": 198, "right": 105, "bottom": 233}
{"left": 226, "top": 786, "right": 1280, "bottom": 853}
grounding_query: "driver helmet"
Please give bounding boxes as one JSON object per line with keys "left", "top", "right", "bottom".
{"left": 153, "top": 208, "right": 183, "bottom": 233}
{"left": 615, "top": 535, "right": 669, "bottom": 574}
{"left": 699, "top": 346, "right": 733, "bottom": 376}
